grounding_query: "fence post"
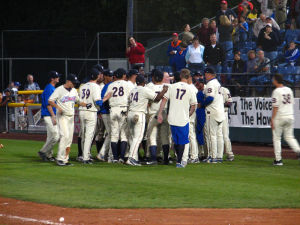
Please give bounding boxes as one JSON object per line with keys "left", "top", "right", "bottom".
{"left": 5, "top": 105, "right": 8, "bottom": 132}
{"left": 65, "top": 59, "right": 68, "bottom": 79}
{"left": 97, "top": 32, "right": 100, "bottom": 63}
{"left": 9, "top": 58, "right": 12, "bottom": 83}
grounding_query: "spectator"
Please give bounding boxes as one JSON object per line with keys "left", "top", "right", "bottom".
{"left": 257, "top": 24, "right": 280, "bottom": 62}
{"left": 247, "top": 8, "right": 258, "bottom": 23}
{"left": 253, "top": 14, "right": 280, "bottom": 38}
{"left": 126, "top": 37, "right": 145, "bottom": 69}
{"left": 216, "top": 1, "right": 237, "bottom": 26}
{"left": 232, "top": 51, "right": 246, "bottom": 73}
{"left": 257, "top": 0, "right": 274, "bottom": 17}
{"left": 167, "top": 33, "right": 182, "bottom": 72}
{"left": 285, "top": 41, "right": 300, "bottom": 66}
{"left": 173, "top": 42, "right": 188, "bottom": 72}
{"left": 209, "top": 20, "right": 218, "bottom": 40}
{"left": 238, "top": 0, "right": 254, "bottom": 18}
{"left": 246, "top": 50, "right": 257, "bottom": 72}
{"left": 24, "top": 74, "right": 40, "bottom": 103}
{"left": 274, "top": 0, "right": 287, "bottom": 29}
{"left": 185, "top": 37, "right": 205, "bottom": 73}
{"left": 0, "top": 89, "right": 13, "bottom": 106}
{"left": 232, "top": 18, "right": 240, "bottom": 46}
{"left": 197, "top": 18, "right": 211, "bottom": 46}
{"left": 203, "top": 33, "right": 225, "bottom": 74}
{"left": 182, "top": 24, "right": 194, "bottom": 46}
{"left": 239, "top": 16, "right": 249, "bottom": 49}
{"left": 11, "top": 82, "right": 20, "bottom": 95}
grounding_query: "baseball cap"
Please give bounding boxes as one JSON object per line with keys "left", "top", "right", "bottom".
{"left": 136, "top": 75, "right": 145, "bottom": 85}
{"left": 93, "top": 64, "right": 104, "bottom": 73}
{"left": 128, "top": 69, "right": 139, "bottom": 77}
{"left": 67, "top": 74, "right": 80, "bottom": 85}
{"left": 172, "top": 33, "right": 178, "bottom": 37}
{"left": 265, "top": 23, "right": 272, "bottom": 27}
{"left": 48, "top": 71, "right": 60, "bottom": 79}
{"left": 14, "top": 82, "right": 21, "bottom": 87}
{"left": 204, "top": 67, "right": 216, "bottom": 74}
{"left": 221, "top": 0, "right": 228, "bottom": 4}
{"left": 114, "top": 68, "right": 127, "bottom": 79}
{"left": 103, "top": 70, "right": 113, "bottom": 77}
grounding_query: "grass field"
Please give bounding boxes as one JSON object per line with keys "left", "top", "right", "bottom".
{"left": 0, "top": 139, "right": 300, "bottom": 209}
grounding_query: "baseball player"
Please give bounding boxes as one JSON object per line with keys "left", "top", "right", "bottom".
{"left": 38, "top": 71, "right": 60, "bottom": 162}
{"left": 48, "top": 74, "right": 88, "bottom": 166}
{"left": 271, "top": 74, "right": 300, "bottom": 166}
{"left": 220, "top": 86, "right": 234, "bottom": 161}
{"left": 126, "top": 75, "right": 168, "bottom": 166}
{"left": 79, "top": 69, "right": 112, "bottom": 164}
{"left": 146, "top": 70, "right": 170, "bottom": 165}
{"left": 203, "top": 68, "right": 225, "bottom": 163}
{"left": 127, "top": 69, "right": 138, "bottom": 89}
{"left": 158, "top": 69, "right": 197, "bottom": 168}
{"left": 106, "top": 68, "right": 131, "bottom": 163}
{"left": 97, "top": 70, "right": 114, "bottom": 161}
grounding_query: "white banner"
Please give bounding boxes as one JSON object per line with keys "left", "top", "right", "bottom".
{"left": 229, "top": 97, "right": 300, "bottom": 128}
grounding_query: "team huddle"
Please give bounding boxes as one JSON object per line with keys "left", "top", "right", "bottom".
{"left": 37, "top": 65, "right": 300, "bottom": 167}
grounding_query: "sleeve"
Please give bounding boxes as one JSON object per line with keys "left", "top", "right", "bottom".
{"left": 93, "top": 85, "right": 101, "bottom": 101}
{"left": 35, "top": 83, "right": 40, "bottom": 90}
{"left": 135, "top": 43, "right": 145, "bottom": 54}
{"left": 126, "top": 47, "right": 131, "bottom": 57}
{"left": 272, "top": 90, "right": 279, "bottom": 108}
{"left": 163, "top": 87, "right": 170, "bottom": 100}
{"left": 48, "top": 88, "right": 59, "bottom": 102}
{"left": 244, "top": 22, "right": 249, "bottom": 32}
{"left": 225, "top": 89, "right": 233, "bottom": 103}
{"left": 42, "top": 87, "right": 53, "bottom": 106}
{"left": 185, "top": 47, "right": 190, "bottom": 62}
{"left": 144, "top": 87, "right": 157, "bottom": 100}
{"left": 167, "top": 44, "right": 172, "bottom": 56}
{"left": 272, "top": 19, "right": 280, "bottom": 31}
{"left": 205, "top": 83, "right": 215, "bottom": 97}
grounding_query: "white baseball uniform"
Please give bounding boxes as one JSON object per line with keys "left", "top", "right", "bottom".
{"left": 182, "top": 84, "right": 199, "bottom": 162}
{"left": 204, "top": 78, "right": 225, "bottom": 160}
{"left": 272, "top": 86, "right": 300, "bottom": 161}
{"left": 79, "top": 82, "right": 102, "bottom": 161}
{"left": 221, "top": 87, "right": 234, "bottom": 158}
{"left": 127, "top": 86, "right": 157, "bottom": 161}
{"left": 49, "top": 85, "right": 80, "bottom": 163}
{"left": 107, "top": 80, "right": 131, "bottom": 143}
{"left": 94, "top": 82, "right": 105, "bottom": 143}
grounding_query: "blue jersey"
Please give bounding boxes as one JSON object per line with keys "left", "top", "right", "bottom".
{"left": 99, "top": 82, "right": 112, "bottom": 114}
{"left": 196, "top": 90, "right": 206, "bottom": 145}
{"left": 41, "top": 83, "right": 56, "bottom": 117}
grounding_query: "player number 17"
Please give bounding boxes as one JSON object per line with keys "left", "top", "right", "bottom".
{"left": 176, "top": 89, "right": 186, "bottom": 100}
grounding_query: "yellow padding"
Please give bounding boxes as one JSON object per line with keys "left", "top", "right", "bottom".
{"left": 17, "top": 90, "right": 44, "bottom": 95}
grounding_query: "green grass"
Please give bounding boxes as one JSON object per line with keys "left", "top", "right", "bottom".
{"left": 0, "top": 139, "right": 300, "bottom": 208}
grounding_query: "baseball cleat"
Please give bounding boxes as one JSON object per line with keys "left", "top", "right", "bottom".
{"left": 96, "top": 154, "right": 106, "bottom": 162}
{"left": 126, "top": 157, "right": 141, "bottom": 166}
{"left": 190, "top": 158, "right": 200, "bottom": 164}
{"left": 217, "top": 158, "right": 223, "bottom": 163}
{"left": 56, "top": 160, "right": 66, "bottom": 166}
{"left": 211, "top": 158, "right": 218, "bottom": 164}
{"left": 112, "top": 159, "right": 119, "bottom": 163}
{"left": 107, "top": 157, "right": 113, "bottom": 163}
{"left": 38, "top": 151, "right": 48, "bottom": 161}
{"left": 176, "top": 163, "right": 185, "bottom": 168}
{"left": 76, "top": 156, "right": 83, "bottom": 162}
{"left": 83, "top": 160, "right": 93, "bottom": 164}
{"left": 227, "top": 155, "right": 235, "bottom": 161}
{"left": 146, "top": 160, "right": 158, "bottom": 165}
{"left": 47, "top": 157, "right": 56, "bottom": 162}
{"left": 118, "top": 158, "right": 125, "bottom": 164}
{"left": 273, "top": 160, "right": 283, "bottom": 166}
{"left": 202, "top": 156, "right": 211, "bottom": 163}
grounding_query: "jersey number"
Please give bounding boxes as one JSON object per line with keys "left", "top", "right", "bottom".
{"left": 81, "top": 89, "right": 90, "bottom": 99}
{"left": 176, "top": 89, "right": 186, "bottom": 100}
{"left": 130, "top": 92, "right": 139, "bottom": 102}
{"left": 112, "top": 87, "right": 124, "bottom": 97}
{"left": 282, "top": 94, "right": 291, "bottom": 104}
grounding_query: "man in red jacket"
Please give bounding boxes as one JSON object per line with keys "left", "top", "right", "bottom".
{"left": 126, "top": 37, "right": 145, "bottom": 69}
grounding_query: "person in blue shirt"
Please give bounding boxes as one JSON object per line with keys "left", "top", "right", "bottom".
{"left": 38, "top": 71, "right": 60, "bottom": 162}
{"left": 167, "top": 33, "right": 182, "bottom": 72}
{"left": 173, "top": 42, "right": 188, "bottom": 72}
{"left": 97, "top": 70, "right": 114, "bottom": 161}
{"left": 239, "top": 16, "right": 249, "bottom": 50}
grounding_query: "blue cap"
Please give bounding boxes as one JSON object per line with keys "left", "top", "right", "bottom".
{"left": 49, "top": 71, "right": 61, "bottom": 79}
{"left": 67, "top": 74, "right": 80, "bottom": 85}
{"left": 136, "top": 75, "right": 145, "bottom": 85}
{"left": 14, "top": 82, "right": 21, "bottom": 87}
{"left": 204, "top": 67, "right": 215, "bottom": 74}
{"left": 103, "top": 70, "right": 113, "bottom": 77}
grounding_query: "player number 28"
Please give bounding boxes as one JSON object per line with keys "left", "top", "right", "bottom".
{"left": 176, "top": 89, "right": 186, "bottom": 100}
{"left": 112, "top": 87, "right": 124, "bottom": 97}
{"left": 81, "top": 89, "right": 90, "bottom": 99}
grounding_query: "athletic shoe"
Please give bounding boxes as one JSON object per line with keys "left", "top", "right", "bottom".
{"left": 176, "top": 163, "right": 185, "bottom": 168}
{"left": 97, "top": 154, "right": 106, "bottom": 162}
{"left": 227, "top": 155, "right": 235, "bottom": 162}
{"left": 56, "top": 160, "right": 66, "bottom": 166}
{"left": 211, "top": 158, "right": 218, "bottom": 164}
{"left": 112, "top": 159, "right": 119, "bottom": 164}
{"left": 47, "top": 157, "right": 56, "bottom": 162}
{"left": 65, "top": 162, "right": 73, "bottom": 166}
{"left": 83, "top": 160, "right": 93, "bottom": 164}
{"left": 107, "top": 157, "right": 113, "bottom": 163}
{"left": 76, "top": 156, "right": 83, "bottom": 162}
{"left": 168, "top": 157, "right": 174, "bottom": 164}
{"left": 126, "top": 157, "right": 141, "bottom": 166}
{"left": 273, "top": 160, "right": 283, "bottom": 166}
{"left": 202, "top": 156, "right": 211, "bottom": 163}
{"left": 146, "top": 160, "right": 158, "bottom": 165}
{"left": 38, "top": 151, "right": 48, "bottom": 161}
{"left": 118, "top": 158, "right": 125, "bottom": 164}
{"left": 217, "top": 158, "right": 223, "bottom": 163}
{"left": 181, "top": 161, "right": 187, "bottom": 167}
{"left": 190, "top": 158, "right": 200, "bottom": 164}
{"left": 89, "top": 157, "right": 94, "bottom": 162}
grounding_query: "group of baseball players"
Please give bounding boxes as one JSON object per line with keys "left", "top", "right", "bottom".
{"left": 37, "top": 64, "right": 300, "bottom": 167}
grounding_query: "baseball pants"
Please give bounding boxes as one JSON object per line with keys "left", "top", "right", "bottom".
{"left": 110, "top": 106, "right": 128, "bottom": 143}
{"left": 99, "top": 114, "right": 113, "bottom": 158}
{"left": 94, "top": 115, "right": 105, "bottom": 142}
{"left": 223, "top": 111, "right": 234, "bottom": 157}
{"left": 128, "top": 111, "right": 146, "bottom": 161}
{"left": 182, "top": 113, "right": 198, "bottom": 162}
{"left": 206, "top": 113, "right": 224, "bottom": 159}
{"left": 147, "top": 112, "right": 169, "bottom": 147}
{"left": 39, "top": 116, "right": 59, "bottom": 158}
{"left": 79, "top": 111, "right": 97, "bottom": 161}
{"left": 56, "top": 114, "right": 74, "bottom": 163}
{"left": 272, "top": 117, "right": 300, "bottom": 161}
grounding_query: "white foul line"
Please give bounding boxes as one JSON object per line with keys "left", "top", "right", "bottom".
{"left": 0, "top": 214, "right": 72, "bottom": 225}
